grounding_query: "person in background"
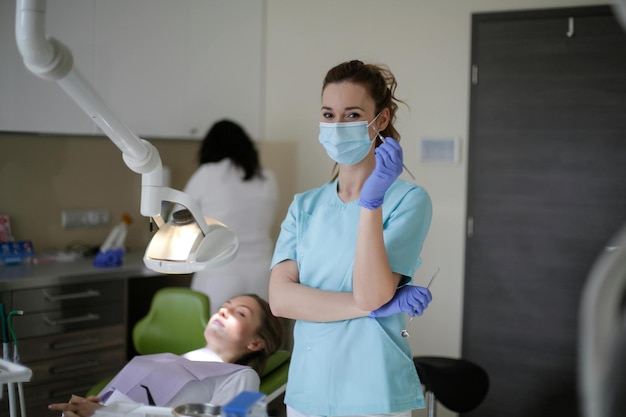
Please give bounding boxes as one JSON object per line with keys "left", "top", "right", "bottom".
{"left": 49, "top": 294, "right": 283, "bottom": 417}
{"left": 184, "top": 120, "right": 278, "bottom": 313}
{"left": 269, "top": 60, "right": 433, "bottom": 417}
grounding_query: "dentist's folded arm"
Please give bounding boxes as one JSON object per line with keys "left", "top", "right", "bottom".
{"left": 269, "top": 260, "right": 370, "bottom": 322}
{"left": 353, "top": 137, "right": 406, "bottom": 310}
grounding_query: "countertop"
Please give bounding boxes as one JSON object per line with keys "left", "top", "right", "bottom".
{"left": 0, "top": 251, "right": 163, "bottom": 290}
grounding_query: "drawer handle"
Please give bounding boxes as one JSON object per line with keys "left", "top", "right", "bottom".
{"left": 50, "top": 337, "right": 100, "bottom": 350}
{"left": 44, "top": 313, "right": 100, "bottom": 326}
{"left": 51, "top": 360, "right": 101, "bottom": 375}
{"left": 51, "top": 383, "right": 100, "bottom": 399}
{"left": 43, "top": 289, "right": 101, "bottom": 302}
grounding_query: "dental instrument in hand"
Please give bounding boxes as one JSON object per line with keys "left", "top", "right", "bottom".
{"left": 376, "top": 132, "right": 416, "bottom": 180}
{"left": 401, "top": 267, "right": 440, "bottom": 338}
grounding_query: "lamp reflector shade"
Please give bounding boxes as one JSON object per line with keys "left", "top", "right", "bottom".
{"left": 144, "top": 210, "right": 238, "bottom": 274}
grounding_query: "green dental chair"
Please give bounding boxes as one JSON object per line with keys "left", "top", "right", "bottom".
{"left": 86, "top": 287, "right": 290, "bottom": 403}
{"left": 133, "top": 286, "right": 211, "bottom": 355}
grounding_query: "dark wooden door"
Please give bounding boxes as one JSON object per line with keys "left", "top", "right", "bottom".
{"left": 463, "top": 6, "right": 626, "bottom": 417}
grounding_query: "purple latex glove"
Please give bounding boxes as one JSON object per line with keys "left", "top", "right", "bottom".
{"left": 359, "top": 137, "right": 404, "bottom": 210}
{"left": 369, "top": 285, "right": 433, "bottom": 318}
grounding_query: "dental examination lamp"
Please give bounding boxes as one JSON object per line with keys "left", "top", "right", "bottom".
{"left": 14, "top": 0, "right": 238, "bottom": 274}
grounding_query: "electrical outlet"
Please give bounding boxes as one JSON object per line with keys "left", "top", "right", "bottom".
{"left": 62, "top": 209, "right": 110, "bottom": 229}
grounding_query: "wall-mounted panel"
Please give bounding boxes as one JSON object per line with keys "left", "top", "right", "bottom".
{"left": 0, "top": 0, "right": 264, "bottom": 140}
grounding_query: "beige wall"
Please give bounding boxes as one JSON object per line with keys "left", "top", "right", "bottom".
{"left": 0, "top": 133, "right": 296, "bottom": 253}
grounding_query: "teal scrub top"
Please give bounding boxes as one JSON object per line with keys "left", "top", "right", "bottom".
{"left": 271, "top": 179, "right": 432, "bottom": 416}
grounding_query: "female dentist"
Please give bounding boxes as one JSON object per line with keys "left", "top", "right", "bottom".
{"left": 269, "top": 59, "right": 433, "bottom": 417}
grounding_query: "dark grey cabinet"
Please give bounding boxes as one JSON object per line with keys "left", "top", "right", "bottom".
{"left": 0, "top": 280, "right": 127, "bottom": 417}
{"left": 463, "top": 6, "right": 626, "bottom": 417}
{"left": 0, "top": 259, "right": 191, "bottom": 417}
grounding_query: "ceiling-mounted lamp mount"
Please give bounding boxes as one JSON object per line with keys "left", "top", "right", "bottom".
{"left": 14, "top": 0, "right": 238, "bottom": 274}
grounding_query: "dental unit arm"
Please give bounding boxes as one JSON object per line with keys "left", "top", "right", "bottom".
{"left": 14, "top": 0, "right": 238, "bottom": 273}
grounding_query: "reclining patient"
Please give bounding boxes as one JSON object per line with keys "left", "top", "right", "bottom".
{"left": 49, "top": 294, "right": 284, "bottom": 417}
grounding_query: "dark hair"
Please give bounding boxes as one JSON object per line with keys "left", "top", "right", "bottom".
{"left": 235, "top": 294, "right": 284, "bottom": 375}
{"left": 198, "top": 119, "right": 264, "bottom": 181}
{"left": 322, "top": 60, "right": 407, "bottom": 180}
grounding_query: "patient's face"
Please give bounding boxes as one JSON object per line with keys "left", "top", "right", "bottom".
{"left": 205, "top": 295, "right": 264, "bottom": 358}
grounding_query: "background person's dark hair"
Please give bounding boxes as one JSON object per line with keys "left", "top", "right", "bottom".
{"left": 198, "top": 119, "right": 264, "bottom": 181}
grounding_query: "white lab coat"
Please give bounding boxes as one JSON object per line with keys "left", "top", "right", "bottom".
{"left": 183, "top": 159, "right": 278, "bottom": 313}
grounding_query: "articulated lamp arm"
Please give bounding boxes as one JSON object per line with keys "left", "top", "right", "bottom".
{"left": 14, "top": 0, "right": 238, "bottom": 273}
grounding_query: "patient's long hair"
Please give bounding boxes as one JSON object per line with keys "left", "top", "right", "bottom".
{"left": 235, "top": 294, "right": 284, "bottom": 375}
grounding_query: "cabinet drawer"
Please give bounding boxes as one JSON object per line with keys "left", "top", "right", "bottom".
{"left": 18, "top": 325, "right": 126, "bottom": 362}
{"left": 12, "top": 280, "right": 125, "bottom": 313}
{"left": 15, "top": 302, "right": 125, "bottom": 339}
{"left": 27, "top": 347, "right": 125, "bottom": 386}
{"left": 0, "top": 369, "right": 121, "bottom": 417}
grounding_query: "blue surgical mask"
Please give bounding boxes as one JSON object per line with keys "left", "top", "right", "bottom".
{"left": 318, "top": 114, "right": 380, "bottom": 165}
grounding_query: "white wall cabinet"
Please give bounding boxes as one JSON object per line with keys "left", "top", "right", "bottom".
{"left": 93, "top": 1, "right": 189, "bottom": 139}
{"left": 183, "top": 1, "right": 264, "bottom": 140}
{"left": 0, "top": 0, "right": 264, "bottom": 139}
{"left": 0, "top": 0, "right": 97, "bottom": 135}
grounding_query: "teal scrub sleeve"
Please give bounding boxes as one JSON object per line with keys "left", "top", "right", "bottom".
{"left": 383, "top": 185, "right": 433, "bottom": 285}
{"left": 270, "top": 195, "right": 299, "bottom": 269}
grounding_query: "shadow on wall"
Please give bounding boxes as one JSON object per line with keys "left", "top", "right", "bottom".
{"left": 0, "top": 133, "right": 297, "bottom": 253}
